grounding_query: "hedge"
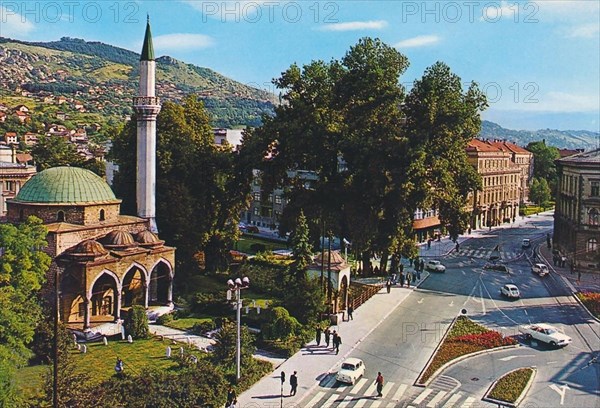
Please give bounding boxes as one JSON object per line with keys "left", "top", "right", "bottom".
{"left": 576, "top": 292, "right": 600, "bottom": 319}
{"left": 487, "top": 368, "right": 535, "bottom": 403}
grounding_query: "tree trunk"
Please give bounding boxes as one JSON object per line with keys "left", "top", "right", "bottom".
{"left": 362, "top": 251, "right": 371, "bottom": 276}
{"left": 380, "top": 249, "right": 389, "bottom": 274}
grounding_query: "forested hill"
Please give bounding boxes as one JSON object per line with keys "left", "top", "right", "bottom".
{"left": 479, "top": 120, "right": 599, "bottom": 150}
{"left": 0, "top": 37, "right": 277, "bottom": 127}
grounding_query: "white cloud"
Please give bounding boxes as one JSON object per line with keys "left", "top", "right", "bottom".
{"left": 153, "top": 33, "right": 215, "bottom": 51}
{"left": 0, "top": 6, "right": 35, "bottom": 38}
{"left": 394, "top": 35, "right": 440, "bottom": 49}
{"left": 319, "top": 20, "right": 388, "bottom": 32}
{"left": 566, "top": 23, "right": 600, "bottom": 38}
{"left": 534, "top": 0, "right": 599, "bottom": 21}
{"left": 496, "top": 91, "right": 599, "bottom": 113}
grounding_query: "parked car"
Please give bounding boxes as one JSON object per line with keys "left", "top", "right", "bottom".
{"left": 519, "top": 323, "right": 572, "bottom": 347}
{"left": 532, "top": 263, "right": 549, "bottom": 277}
{"left": 500, "top": 284, "right": 520, "bottom": 299}
{"left": 336, "top": 358, "right": 365, "bottom": 385}
{"left": 522, "top": 239, "right": 531, "bottom": 249}
{"left": 245, "top": 225, "right": 259, "bottom": 233}
{"left": 425, "top": 260, "right": 446, "bottom": 272}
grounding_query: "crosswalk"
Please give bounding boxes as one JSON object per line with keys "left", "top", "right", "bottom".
{"left": 304, "top": 375, "right": 491, "bottom": 408}
{"left": 445, "top": 248, "right": 521, "bottom": 261}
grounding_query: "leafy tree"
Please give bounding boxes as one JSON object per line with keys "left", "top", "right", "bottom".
{"left": 282, "top": 276, "right": 326, "bottom": 325}
{"left": 124, "top": 305, "right": 150, "bottom": 339}
{"left": 30, "top": 314, "right": 72, "bottom": 364}
{"left": 0, "top": 216, "right": 50, "bottom": 406}
{"left": 526, "top": 140, "right": 560, "bottom": 193}
{"left": 212, "top": 320, "right": 255, "bottom": 370}
{"left": 529, "top": 177, "right": 552, "bottom": 210}
{"left": 261, "top": 306, "right": 300, "bottom": 340}
{"left": 31, "top": 135, "right": 84, "bottom": 171}
{"left": 110, "top": 96, "right": 252, "bottom": 279}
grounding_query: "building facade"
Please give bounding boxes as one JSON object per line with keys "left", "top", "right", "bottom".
{"left": 553, "top": 149, "right": 600, "bottom": 272}
{"left": 0, "top": 145, "right": 36, "bottom": 217}
{"left": 466, "top": 139, "right": 522, "bottom": 230}
{"left": 488, "top": 141, "right": 533, "bottom": 204}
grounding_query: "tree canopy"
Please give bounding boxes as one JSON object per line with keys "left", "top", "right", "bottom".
{"left": 244, "top": 38, "right": 485, "bottom": 271}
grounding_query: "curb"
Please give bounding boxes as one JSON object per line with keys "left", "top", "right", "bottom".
{"left": 483, "top": 366, "right": 537, "bottom": 408}
{"left": 571, "top": 292, "right": 600, "bottom": 324}
{"left": 415, "top": 315, "right": 457, "bottom": 387}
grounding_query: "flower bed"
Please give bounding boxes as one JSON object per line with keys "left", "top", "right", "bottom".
{"left": 418, "top": 316, "right": 517, "bottom": 384}
{"left": 576, "top": 291, "right": 600, "bottom": 319}
{"left": 486, "top": 367, "right": 535, "bottom": 405}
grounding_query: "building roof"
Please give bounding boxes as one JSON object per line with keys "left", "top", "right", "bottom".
{"left": 467, "top": 139, "right": 501, "bottom": 152}
{"left": 487, "top": 140, "right": 531, "bottom": 154}
{"left": 140, "top": 16, "right": 155, "bottom": 61}
{"left": 558, "top": 148, "right": 584, "bottom": 158}
{"left": 13, "top": 166, "right": 120, "bottom": 205}
{"left": 557, "top": 148, "right": 600, "bottom": 165}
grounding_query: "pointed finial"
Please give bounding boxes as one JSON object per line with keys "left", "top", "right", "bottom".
{"left": 147, "top": 14, "right": 150, "bottom": 24}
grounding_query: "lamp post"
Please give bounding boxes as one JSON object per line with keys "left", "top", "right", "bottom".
{"left": 227, "top": 276, "right": 250, "bottom": 382}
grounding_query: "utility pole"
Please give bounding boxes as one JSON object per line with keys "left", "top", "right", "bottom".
{"left": 53, "top": 267, "right": 59, "bottom": 408}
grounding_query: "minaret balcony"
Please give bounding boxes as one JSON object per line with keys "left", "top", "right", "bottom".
{"left": 134, "top": 96, "right": 161, "bottom": 107}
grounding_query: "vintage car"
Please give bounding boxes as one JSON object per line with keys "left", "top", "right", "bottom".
{"left": 520, "top": 323, "right": 572, "bottom": 347}
{"left": 426, "top": 260, "right": 446, "bottom": 273}
{"left": 500, "top": 284, "right": 521, "bottom": 299}
{"left": 532, "top": 263, "right": 549, "bottom": 277}
{"left": 336, "top": 358, "right": 365, "bottom": 385}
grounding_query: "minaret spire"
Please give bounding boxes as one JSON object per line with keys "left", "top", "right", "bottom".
{"left": 134, "top": 17, "right": 161, "bottom": 232}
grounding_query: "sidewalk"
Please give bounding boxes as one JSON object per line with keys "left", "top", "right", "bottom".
{"left": 538, "top": 242, "right": 600, "bottom": 293}
{"left": 236, "top": 273, "right": 429, "bottom": 407}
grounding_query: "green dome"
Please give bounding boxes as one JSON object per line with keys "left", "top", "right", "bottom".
{"left": 15, "top": 166, "right": 119, "bottom": 204}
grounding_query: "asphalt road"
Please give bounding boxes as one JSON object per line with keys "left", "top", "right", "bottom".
{"left": 301, "top": 215, "right": 599, "bottom": 408}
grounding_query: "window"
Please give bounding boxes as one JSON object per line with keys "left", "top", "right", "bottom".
{"left": 57, "top": 211, "right": 65, "bottom": 222}
{"left": 592, "top": 181, "right": 600, "bottom": 197}
{"left": 253, "top": 207, "right": 260, "bottom": 216}
{"left": 589, "top": 208, "right": 599, "bottom": 226}
{"left": 588, "top": 238, "right": 598, "bottom": 252}
{"left": 253, "top": 192, "right": 260, "bottom": 201}
{"left": 99, "top": 209, "right": 105, "bottom": 221}
{"left": 275, "top": 195, "right": 282, "bottom": 205}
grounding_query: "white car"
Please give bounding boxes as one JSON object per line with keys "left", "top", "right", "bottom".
{"left": 520, "top": 323, "right": 572, "bottom": 347}
{"left": 532, "top": 263, "right": 549, "bottom": 277}
{"left": 426, "top": 260, "right": 446, "bottom": 273}
{"left": 336, "top": 358, "right": 365, "bottom": 385}
{"left": 500, "top": 284, "right": 520, "bottom": 299}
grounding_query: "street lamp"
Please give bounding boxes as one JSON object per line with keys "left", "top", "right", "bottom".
{"left": 227, "top": 276, "right": 250, "bottom": 382}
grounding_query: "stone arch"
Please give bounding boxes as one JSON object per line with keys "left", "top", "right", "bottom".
{"left": 88, "top": 269, "right": 121, "bottom": 321}
{"left": 148, "top": 260, "right": 172, "bottom": 305}
{"left": 57, "top": 210, "right": 65, "bottom": 222}
{"left": 122, "top": 264, "right": 147, "bottom": 308}
{"left": 99, "top": 209, "right": 106, "bottom": 221}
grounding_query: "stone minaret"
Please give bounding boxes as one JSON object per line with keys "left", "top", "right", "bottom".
{"left": 134, "top": 16, "right": 161, "bottom": 232}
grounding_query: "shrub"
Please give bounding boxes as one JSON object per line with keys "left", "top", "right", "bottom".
{"left": 189, "top": 292, "right": 228, "bottom": 316}
{"left": 156, "top": 313, "right": 174, "bottom": 325}
{"left": 191, "top": 320, "right": 216, "bottom": 335}
{"left": 488, "top": 368, "right": 534, "bottom": 403}
{"left": 576, "top": 292, "right": 600, "bottom": 319}
{"left": 124, "top": 305, "right": 150, "bottom": 339}
{"left": 249, "top": 243, "right": 267, "bottom": 253}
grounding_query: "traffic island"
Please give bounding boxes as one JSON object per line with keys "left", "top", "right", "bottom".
{"left": 575, "top": 291, "right": 600, "bottom": 321}
{"left": 417, "top": 316, "right": 518, "bottom": 385}
{"left": 483, "top": 367, "right": 536, "bottom": 407}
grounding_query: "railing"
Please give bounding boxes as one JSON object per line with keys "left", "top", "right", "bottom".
{"left": 349, "top": 281, "right": 384, "bottom": 310}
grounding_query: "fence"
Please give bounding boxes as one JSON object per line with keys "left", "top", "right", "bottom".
{"left": 349, "top": 281, "right": 384, "bottom": 310}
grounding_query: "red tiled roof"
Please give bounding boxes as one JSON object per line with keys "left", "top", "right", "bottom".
{"left": 467, "top": 139, "right": 500, "bottom": 152}
{"left": 16, "top": 153, "right": 33, "bottom": 163}
{"left": 488, "top": 141, "right": 530, "bottom": 154}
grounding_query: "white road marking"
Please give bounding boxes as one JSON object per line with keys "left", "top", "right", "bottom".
{"left": 353, "top": 397, "right": 368, "bottom": 408}
{"left": 370, "top": 400, "right": 383, "bottom": 407}
{"left": 461, "top": 396, "right": 476, "bottom": 407}
{"left": 364, "top": 381, "right": 377, "bottom": 396}
{"left": 549, "top": 384, "right": 570, "bottom": 405}
{"left": 499, "top": 354, "right": 535, "bottom": 361}
{"left": 337, "top": 395, "right": 354, "bottom": 407}
{"left": 322, "top": 393, "right": 339, "bottom": 407}
{"left": 449, "top": 301, "right": 454, "bottom": 306}
{"left": 392, "top": 384, "right": 408, "bottom": 400}
{"left": 349, "top": 378, "right": 368, "bottom": 394}
{"left": 442, "top": 392, "right": 462, "bottom": 408}
{"left": 413, "top": 388, "right": 433, "bottom": 404}
{"left": 427, "top": 391, "right": 447, "bottom": 407}
{"left": 418, "top": 298, "right": 424, "bottom": 304}
{"left": 304, "top": 391, "right": 325, "bottom": 408}
{"left": 381, "top": 381, "right": 394, "bottom": 397}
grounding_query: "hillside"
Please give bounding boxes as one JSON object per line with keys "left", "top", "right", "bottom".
{"left": 479, "top": 120, "right": 599, "bottom": 150}
{"left": 0, "top": 37, "right": 277, "bottom": 127}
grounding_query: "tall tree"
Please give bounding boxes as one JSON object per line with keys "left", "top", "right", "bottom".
{"left": 526, "top": 140, "right": 560, "bottom": 193}
{"left": 31, "top": 135, "right": 84, "bottom": 171}
{"left": 110, "top": 96, "right": 252, "bottom": 279}
{"left": 529, "top": 177, "right": 552, "bottom": 209}
{"left": 289, "top": 210, "right": 312, "bottom": 280}
{"left": 0, "top": 216, "right": 50, "bottom": 406}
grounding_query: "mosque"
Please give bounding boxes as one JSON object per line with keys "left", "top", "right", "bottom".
{"left": 4, "top": 19, "right": 174, "bottom": 330}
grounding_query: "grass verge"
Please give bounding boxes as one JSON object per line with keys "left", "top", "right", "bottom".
{"left": 576, "top": 292, "right": 600, "bottom": 319}
{"left": 486, "top": 367, "right": 535, "bottom": 405}
{"left": 418, "top": 316, "right": 517, "bottom": 384}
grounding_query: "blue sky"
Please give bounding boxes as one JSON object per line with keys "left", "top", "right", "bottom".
{"left": 1, "top": 0, "right": 599, "bottom": 132}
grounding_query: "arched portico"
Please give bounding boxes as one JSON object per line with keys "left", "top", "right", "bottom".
{"left": 122, "top": 264, "right": 147, "bottom": 308}
{"left": 148, "top": 260, "right": 173, "bottom": 306}
{"left": 88, "top": 270, "right": 121, "bottom": 323}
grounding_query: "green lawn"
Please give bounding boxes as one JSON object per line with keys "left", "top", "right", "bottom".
{"left": 16, "top": 337, "right": 206, "bottom": 400}
{"left": 234, "top": 235, "right": 289, "bottom": 254}
{"left": 165, "top": 317, "right": 212, "bottom": 331}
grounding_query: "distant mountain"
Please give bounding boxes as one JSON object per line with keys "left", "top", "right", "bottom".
{"left": 478, "top": 120, "right": 599, "bottom": 150}
{"left": 0, "top": 37, "right": 277, "bottom": 127}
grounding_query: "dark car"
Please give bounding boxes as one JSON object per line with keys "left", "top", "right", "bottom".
{"left": 245, "top": 225, "right": 259, "bottom": 233}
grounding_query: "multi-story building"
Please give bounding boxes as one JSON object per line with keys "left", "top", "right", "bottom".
{"left": 466, "top": 139, "right": 522, "bottom": 230}
{"left": 488, "top": 140, "right": 533, "bottom": 204}
{"left": 0, "top": 145, "right": 36, "bottom": 218}
{"left": 553, "top": 149, "right": 600, "bottom": 272}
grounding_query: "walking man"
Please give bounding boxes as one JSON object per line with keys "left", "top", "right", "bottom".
{"left": 347, "top": 304, "right": 354, "bottom": 320}
{"left": 226, "top": 386, "right": 237, "bottom": 408}
{"left": 375, "top": 372, "right": 384, "bottom": 397}
{"left": 455, "top": 242, "right": 460, "bottom": 253}
{"left": 333, "top": 332, "right": 342, "bottom": 354}
{"left": 316, "top": 326, "right": 322, "bottom": 346}
{"left": 324, "top": 328, "right": 331, "bottom": 348}
{"left": 386, "top": 280, "right": 392, "bottom": 293}
{"left": 289, "top": 371, "right": 298, "bottom": 396}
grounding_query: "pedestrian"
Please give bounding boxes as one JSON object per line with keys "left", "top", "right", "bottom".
{"left": 409, "top": 258, "right": 413, "bottom": 267}
{"left": 375, "top": 372, "right": 384, "bottom": 397}
{"left": 406, "top": 271, "right": 411, "bottom": 288}
{"left": 115, "top": 357, "right": 124, "bottom": 376}
{"left": 399, "top": 272, "right": 404, "bottom": 288}
{"left": 315, "top": 326, "right": 322, "bottom": 346}
{"left": 386, "top": 280, "right": 392, "bottom": 293}
{"left": 332, "top": 332, "right": 342, "bottom": 354}
{"left": 289, "top": 371, "right": 298, "bottom": 396}
{"left": 226, "top": 386, "right": 237, "bottom": 408}
{"left": 455, "top": 242, "right": 460, "bottom": 253}
{"left": 324, "top": 328, "right": 331, "bottom": 348}
{"left": 420, "top": 258, "right": 425, "bottom": 272}
{"left": 427, "top": 239, "right": 431, "bottom": 249}
{"left": 347, "top": 304, "right": 354, "bottom": 320}
{"left": 399, "top": 263, "right": 404, "bottom": 274}
{"left": 570, "top": 262, "right": 574, "bottom": 275}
